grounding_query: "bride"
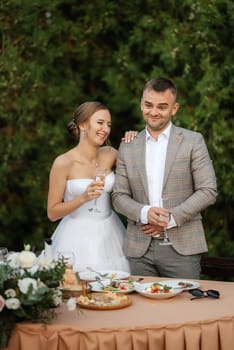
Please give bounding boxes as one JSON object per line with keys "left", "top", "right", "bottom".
{"left": 47, "top": 101, "right": 136, "bottom": 273}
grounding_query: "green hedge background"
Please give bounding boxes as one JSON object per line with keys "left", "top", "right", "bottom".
{"left": 0, "top": 0, "right": 233, "bottom": 255}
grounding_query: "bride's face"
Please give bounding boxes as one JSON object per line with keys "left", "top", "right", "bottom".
{"left": 86, "top": 109, "right": 111, "bottom": 146}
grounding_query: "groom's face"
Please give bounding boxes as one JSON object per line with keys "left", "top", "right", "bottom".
{"left": 141, "top": 88, "right": 179, "bottom": 136}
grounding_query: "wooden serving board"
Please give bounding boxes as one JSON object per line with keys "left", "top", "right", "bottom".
{"left": 77, "top": 292, "right": 132, "bottom": 310}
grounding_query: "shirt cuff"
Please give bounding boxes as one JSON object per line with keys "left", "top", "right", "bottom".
{"left": 140, "top": 205, "right": 152, "bottom": 224}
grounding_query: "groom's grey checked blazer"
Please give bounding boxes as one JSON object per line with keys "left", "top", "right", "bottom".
{"left": 112, "top": 125, "right": 217, "bottom": 258}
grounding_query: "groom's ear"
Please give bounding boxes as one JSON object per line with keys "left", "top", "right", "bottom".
{"left": 140, "top": 98, "right": 144, "bottom": 112}
{"left": 172, "top": 102, "right": 179, "bottom": 116}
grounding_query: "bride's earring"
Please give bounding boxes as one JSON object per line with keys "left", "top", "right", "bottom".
{"left": 81, "top": 129, "right": 87, "bottom": 139}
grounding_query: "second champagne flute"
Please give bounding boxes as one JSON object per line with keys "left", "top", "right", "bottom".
{"left": 158, "top": 198, "right": 172, "bottom": 246}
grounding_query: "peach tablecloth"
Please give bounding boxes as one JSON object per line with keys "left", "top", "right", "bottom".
{"left": 3, "top": 278, "right": 234, "bottom": 350}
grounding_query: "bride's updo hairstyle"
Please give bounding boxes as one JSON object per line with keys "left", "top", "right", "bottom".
{"left": 67, "top": 101, "right": 109, "bottom": 140}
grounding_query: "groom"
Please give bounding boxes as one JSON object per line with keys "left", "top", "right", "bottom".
{"left": 112, "top": 77, "right": 217, "bottom": 279}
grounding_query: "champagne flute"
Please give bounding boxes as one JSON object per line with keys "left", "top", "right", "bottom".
{"left": 88, "top": 166, "right": 106, "bottom": 213}
{"left": 158, "top": 199, "right": 172, "bottom": 246}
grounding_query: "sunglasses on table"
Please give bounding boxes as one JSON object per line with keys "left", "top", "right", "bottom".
{"left": 188, "top": 288, "right": 220, "bottom": 300}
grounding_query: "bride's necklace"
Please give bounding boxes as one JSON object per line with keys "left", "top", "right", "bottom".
{"left": 94, "top": 156, "right": 100, "bottom": 169}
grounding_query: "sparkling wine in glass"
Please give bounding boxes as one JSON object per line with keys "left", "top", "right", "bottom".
{"left": 88, "top": 166, "right": 106, "bottom": 213}
{"left": 158, "top": 199, "right": 172, "bottom": 246}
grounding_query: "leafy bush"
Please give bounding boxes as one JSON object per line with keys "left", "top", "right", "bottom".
{"left": 0, "top": 0, "right": 233, "bottom": 255}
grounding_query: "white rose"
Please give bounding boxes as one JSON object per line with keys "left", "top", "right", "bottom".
{"left": 38, "top": 257, "right": 53, "bottom": 269}
{"left": 4, "top": 289, "right": 16, "bottom": 298}
{"left": 5, "top": 298, "right": 21, "bottom": 310}
{"left": 67, "top": 297, "right": 77, "bottom": 311}
{"left": 17, "top": 251, "right": 37, "bottom": 269}
{"left": 18, "top": 277, "right": 38, "bottom": 294}
{"left": 0, "top": 295, "right": 5, "bottom": 312}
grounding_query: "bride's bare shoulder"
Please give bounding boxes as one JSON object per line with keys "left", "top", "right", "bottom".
{"left": 100, "top": 146, "right": 117, "bottom": 158}
{"left": 52, "top": 149, "right": 75, "bottom": 169}
{"left": 99, "top": 146, "right": 117, "bottom": 169}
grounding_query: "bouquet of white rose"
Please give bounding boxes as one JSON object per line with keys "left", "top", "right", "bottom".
{"left": 0, "top": 245, "right": 77, "bottom": 348}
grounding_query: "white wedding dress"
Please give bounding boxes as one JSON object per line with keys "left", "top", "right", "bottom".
{"left": 51, "top": 172, "right": 130, "bottom": 273}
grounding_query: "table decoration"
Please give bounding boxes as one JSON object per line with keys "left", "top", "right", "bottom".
{"left": 0, "top": 245, "right": 77, "bottom": 348}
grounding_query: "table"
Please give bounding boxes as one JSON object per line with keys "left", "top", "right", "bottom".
{"left": 3, "top": 278, "right": 234, "bottom": 350}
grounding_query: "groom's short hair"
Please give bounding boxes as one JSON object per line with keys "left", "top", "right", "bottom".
{"left": 143, "top": 77, "right": 178, "bottom": 101}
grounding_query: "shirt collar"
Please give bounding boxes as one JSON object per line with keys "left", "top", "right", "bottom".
{"left": 145, "top": 122, "right": 172, "bottom": 141}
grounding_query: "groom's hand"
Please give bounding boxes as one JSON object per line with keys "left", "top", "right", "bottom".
{"left": 141, "top": 224, "right": 163, "bottom": 236}
{"left": 147, "top": 207, "right": 169, "bottom": 228}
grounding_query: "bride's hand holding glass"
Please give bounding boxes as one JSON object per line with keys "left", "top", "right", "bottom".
{"left": 86, "top": 182, "right": 104, "bottom": 199}
{"left": 88, "top": 167, "right": 106, "bottom": 213}
{"left": 93, "top": 176, "right": 105, "bottom": 195}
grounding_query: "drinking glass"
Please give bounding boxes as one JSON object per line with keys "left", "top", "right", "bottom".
{"left": 88, "top": 166, "right": 106, "bottom": 213}
{"left": 157, "top": 199, "right": 172, "bottom": 246}
{"left": 0, "top": 247, "right": 8, "bottom": 262}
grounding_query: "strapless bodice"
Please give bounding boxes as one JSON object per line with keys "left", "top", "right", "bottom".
{"left": 63, "top": 171, "right": 115, "bottom": 220}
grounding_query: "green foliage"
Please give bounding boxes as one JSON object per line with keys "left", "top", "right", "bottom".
{"left": 0, "top": 0, "right": 233, "bottom": 256}
{"left": 0, "top": 255, "right": 67, "bottom": 347}
{"left": 31, "top": 257, "right": 66, "bottom": 287}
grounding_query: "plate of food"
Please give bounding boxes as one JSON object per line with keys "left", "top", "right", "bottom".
{"left": 159, "top": 279, "right": 200, "bottom": 291}
{"left": 135, "top": 282, "right": 183, "bottom": 299}
{"left": 76, "top": 292, "right": 132, "bottom": 310}
{"left": 89, "top": 278, "right": 135, "bottom": 294}
{"left": 79, "top": 270, "right": 130, "bottom": 281}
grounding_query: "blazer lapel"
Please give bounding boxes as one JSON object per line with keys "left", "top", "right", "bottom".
{"left": 134, "top": 130, "right": 149, "bottom": 200}
{"left": 163, "top": 125, "right": 183, "bottom": 187}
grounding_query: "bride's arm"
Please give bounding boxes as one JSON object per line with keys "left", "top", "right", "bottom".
{"left": 47, "top": 156, "right": 101, "bottom": 222}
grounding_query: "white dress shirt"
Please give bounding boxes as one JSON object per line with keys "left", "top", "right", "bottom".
{"left": 140, "top": 123, "right": 176, "bottom": 228}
